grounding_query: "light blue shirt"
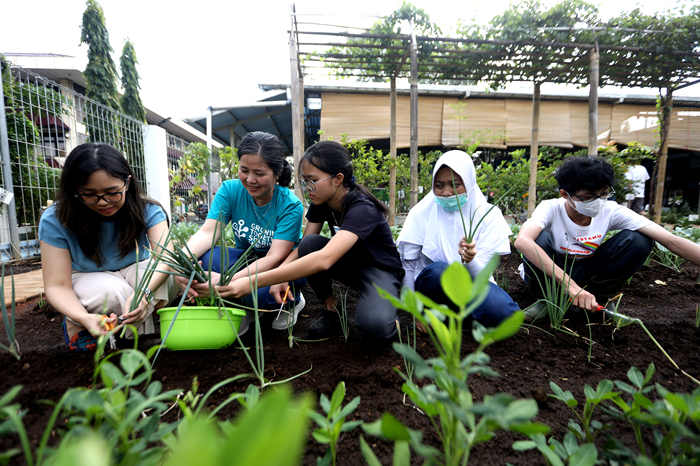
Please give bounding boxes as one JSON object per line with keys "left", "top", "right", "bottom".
{"left": 207, "top": 180, "right": 303, "bottom": 255}
{"left": 39, "top": 203, "right": 167, "bottom": 273}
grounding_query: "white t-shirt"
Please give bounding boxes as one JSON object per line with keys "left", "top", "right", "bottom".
{"left": 528, "top": 198, "right": 653, "bottom": 259}
{"left": 625, "top": 165, "right": 650, "bottom": 198}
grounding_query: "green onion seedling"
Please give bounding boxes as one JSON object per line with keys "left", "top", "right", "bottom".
{"left": 0, "top": 264, "right": 20, "bottom": 359}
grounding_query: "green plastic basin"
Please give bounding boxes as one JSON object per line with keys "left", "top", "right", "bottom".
{"left": 157, "top": 306, "right": 246, "bottom": 350}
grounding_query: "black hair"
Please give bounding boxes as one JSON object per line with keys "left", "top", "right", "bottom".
{"left": 237, "top": 131, "right": 292, "bottom": 187}
{"left": 300, "top": 140, "right": 389, "bottom": 215}
{"left": 554, "top": 156, "right": 615, "bottom": 194}
{"left": 55, "top": 143, "right": 151, "bottom": 268}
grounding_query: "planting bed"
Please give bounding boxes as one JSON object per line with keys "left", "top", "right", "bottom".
{"left": 1, "top": 253, "right": 699, "bottom": 465}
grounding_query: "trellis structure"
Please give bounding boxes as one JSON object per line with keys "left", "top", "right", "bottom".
{"left": 288, "top": 3, "right": 700, "bottom": 223}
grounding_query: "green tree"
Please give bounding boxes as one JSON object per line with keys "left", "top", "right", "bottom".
{"left": 119, "top": 39, "right": 146, "bottom": 122}
{"left": 80, "top": 0, "right": 120, "bottom": 145}
{"left": 1, "top": 57, "right": 64, "bottom": 226}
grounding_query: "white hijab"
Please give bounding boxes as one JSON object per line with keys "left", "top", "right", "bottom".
{"left": 397, "top": 150, "right": 512, "bottom": 264}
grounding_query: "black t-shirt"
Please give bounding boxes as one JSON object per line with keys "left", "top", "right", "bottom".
{"left": 306, "top": 191, "right": 404, "bottom": 280}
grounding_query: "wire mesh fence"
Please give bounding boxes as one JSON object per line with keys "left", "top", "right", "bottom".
{"left": 0, "top": 60, "right": 146, "bottom": 261}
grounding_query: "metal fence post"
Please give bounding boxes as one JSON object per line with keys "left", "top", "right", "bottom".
{"left": 0, "top": 77, "right": 22, "bottom": 260}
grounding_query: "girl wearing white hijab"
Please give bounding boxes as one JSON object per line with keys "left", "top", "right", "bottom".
{"left": 396, "top": 150, "right": 519, "bottom": 326}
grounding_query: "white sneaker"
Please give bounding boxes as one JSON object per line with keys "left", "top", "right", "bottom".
{"left": 236, "top": 313, "right": 251, "bottom": 337}
{"left": 271, "top": 292, "right": 306, "bottom": 330}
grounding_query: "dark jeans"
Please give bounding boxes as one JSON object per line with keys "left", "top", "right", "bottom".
{"left": 200, "top": 246, "right": 307, "bottom": 309}
{"left": 298, "top": 234, "right": 400, "bottom": 339}
{"left": 522, "top": 230, "right": 654, "bottom": 300}
{"left": 414, "top": 261, "right": 520, "bottom": 328}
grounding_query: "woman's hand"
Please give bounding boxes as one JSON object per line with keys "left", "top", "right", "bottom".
{"left": 175, "top": 269, "right": 221, "bottom": 300}
{"left": 458, "top": 237, "right": 477, "bottom": 264}
{"left": 81, "top": 313, "right": 118, "bottom": 336}
{"left": 122, "top": 291, "right": 150, "bottom": 325}
{"left": 270, "top": 282, "right": 291, "bottom": 305}
{"left": 216, "top": 278, "right": 252, "bottom": 299}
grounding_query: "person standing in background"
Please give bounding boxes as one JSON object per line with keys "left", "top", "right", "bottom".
{"left": 625, "top": 162, "right": 650, "bottom": 214}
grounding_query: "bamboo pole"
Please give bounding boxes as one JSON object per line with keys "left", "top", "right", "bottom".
{"left": 589, "top": 48, "right": 599, "bottom": 156}
{"left": 409, "top": 22, "right": 419, "bottom": 209}
{"left": 653, "top": 88, "right": 673, "bottom": 224}
{"left": 528, "top": 83, "right": 541, "bottom": 218}
{"left": 389, "top": 76, "right": 397, "bottom": 226}
{"left": 290, "top": 4, "right": 304, "bottom": 204}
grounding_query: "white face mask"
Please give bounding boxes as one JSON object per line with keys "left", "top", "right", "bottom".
{"left": 568, "top": 197, "right": 607, "bottom": 217}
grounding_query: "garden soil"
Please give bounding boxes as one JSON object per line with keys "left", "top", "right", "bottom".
{"left": 1, "top": 254, "right": 699, "bottom": 465}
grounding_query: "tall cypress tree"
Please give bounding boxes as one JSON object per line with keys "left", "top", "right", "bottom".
{"left": 119, "top": 39, "right": 146, "bottom": 122}
{"left": 80, "top": 0, "right": 120, "bottom": 144}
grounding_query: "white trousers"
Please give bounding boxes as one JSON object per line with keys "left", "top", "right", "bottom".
{"left": 71, "top": 259, "right": 176, "bottom": 338}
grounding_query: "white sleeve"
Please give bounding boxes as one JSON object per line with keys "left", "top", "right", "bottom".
{"left": 399, "top": 242, "right": 423, "bottom": 291}
{"left": 609, "top": 203, "right": 653, "bottom": 231}
{"left": 527, "top": 200, "right": 555, "bottom": 231}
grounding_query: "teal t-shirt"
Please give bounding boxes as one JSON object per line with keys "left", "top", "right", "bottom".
{"left": 39, "top": 203, "right": 167, "bottom": 273}
{"left": 207, "top": 180, "right": 303, "bottom": 255}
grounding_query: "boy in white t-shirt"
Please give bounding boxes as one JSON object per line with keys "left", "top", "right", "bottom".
{"left": 515, "top": 156, "right": 700, "bottom": 317}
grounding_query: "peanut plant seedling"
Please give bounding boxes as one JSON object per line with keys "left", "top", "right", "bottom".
{"left": 309, "top": 381, "right": 363, "bottom": 466}
{"left": 366, "top": 259, "right": 549, "bottom": 465}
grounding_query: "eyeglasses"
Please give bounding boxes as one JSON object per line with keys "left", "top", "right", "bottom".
{"left": 75, "top": 181, "right": 128, "bottom": 205}
{"left": 299, "top": 175, "right": 333, "bottom": 192}
{"left": 568, "top": 187, "right": 615, "bottom": 203}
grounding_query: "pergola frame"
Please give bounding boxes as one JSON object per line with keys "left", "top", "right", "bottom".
{"left": 288, "top": 6, "right": 700, "bottom": 223}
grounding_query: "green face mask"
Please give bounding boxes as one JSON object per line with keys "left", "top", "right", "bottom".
{"left": 434, "top": 193, "right": 468, "bottom": 212}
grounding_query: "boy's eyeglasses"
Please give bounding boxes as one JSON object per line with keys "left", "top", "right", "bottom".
{"left": 568, "top": 187, "right": 615, "bottom": 203}
{"left": 300, "top": 175, "right": 333, "bottom": 192}
{"left": 75, "top": 181, "right": 128, "bottom": 205}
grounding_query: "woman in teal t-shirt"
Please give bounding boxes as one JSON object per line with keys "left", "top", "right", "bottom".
{"left": 39, "top": 143, "right": 175, "bottom": 351}
{"left": 181, "top": 132, "right": 305, "bottom": 335}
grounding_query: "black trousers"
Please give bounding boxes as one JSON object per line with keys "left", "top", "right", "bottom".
{"left": 523, "top": 229, "right": 654, "bottom": 300}
{"left": 298, "top": 234, "right": 400, "bottom": 339}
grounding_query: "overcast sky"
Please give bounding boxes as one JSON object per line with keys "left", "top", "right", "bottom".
{"left": 2, "top": 0, "right": 696, "bottom": 122}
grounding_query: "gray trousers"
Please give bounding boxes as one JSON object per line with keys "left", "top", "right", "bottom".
{"left": 298, "top": 234, "right": 400, "bottom": 339}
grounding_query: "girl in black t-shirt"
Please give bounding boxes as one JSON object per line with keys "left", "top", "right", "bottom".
{"left": 218, "top": 141, "right": 402, "bottom": 339}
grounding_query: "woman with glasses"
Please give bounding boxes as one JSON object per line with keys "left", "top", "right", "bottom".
{"left": 514, "top": 156, "right": 700, "bottom": 320}
{"left": 217, "top": 140, "right": 403, "bottom": 339}
{"left": 178, "top": 131, "right": 305, "bottom": 336}
{"left": 39, "top": 143, "right": 175, "bottom": 351}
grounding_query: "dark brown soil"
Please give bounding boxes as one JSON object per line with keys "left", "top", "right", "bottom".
{"left": 1, "top": 253, "right": 699, "bottom": 465}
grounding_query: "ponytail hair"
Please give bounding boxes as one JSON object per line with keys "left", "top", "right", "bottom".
{"left": 301, "top": 141, "right": 388, "bottom": 215}
{"left": 238, "top": 131, "right": 292, "bottom": 187}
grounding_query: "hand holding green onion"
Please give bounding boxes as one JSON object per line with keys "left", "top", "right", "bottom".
{"left": 458, "top": 237, "right": 477, "bottom": 264}
{"left": 215, "top": 277, "right": 252, "bottom": 299}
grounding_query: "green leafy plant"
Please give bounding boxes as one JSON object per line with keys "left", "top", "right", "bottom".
{"left": 0, "top": 264, "right": 20, "bottom": 360}
{"left": 369, "top": 259, "right": 548, "bottom": 465}
{"left": 0, "top": 335, "right": 181, "bottom": 466}
{"left": 603, "top": 365, "right": 700, "bottom": 465}
{"left": 513, "top": 432, "right": 598, "bottom": 466}
{"left": 549, "top": 380, "right": 618, "bottom": 444}
{"left": 695, "top": 305, "right": 699, "bottom": 328}
{"left": 163, "top": 385, "right": 312, "bottom": 466}
{"left": 309, "top": 381, "right": 363, "bottom": 466}
{"left": 651, "top": 244, "right": 685, "bottom": 273}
